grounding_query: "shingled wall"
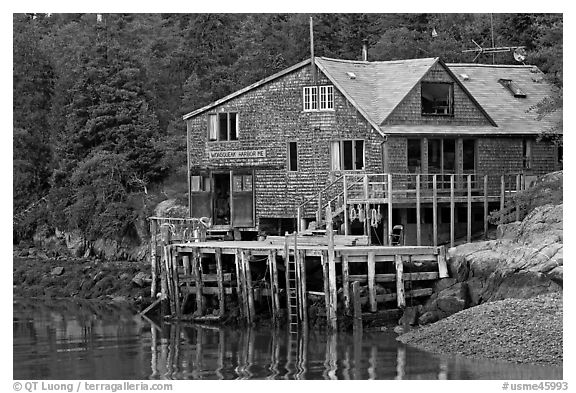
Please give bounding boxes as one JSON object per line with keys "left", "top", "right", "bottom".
{"left": 186, "top": 64, "right": 385, "bottom": 226}
{"left": 384, "top": 62, "right": 492, "bottom": 126}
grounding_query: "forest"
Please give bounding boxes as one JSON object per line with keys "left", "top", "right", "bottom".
{"left": 13, "top": 13, "right": 562, "bottom": 247}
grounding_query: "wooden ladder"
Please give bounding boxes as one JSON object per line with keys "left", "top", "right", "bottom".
{"left": 284, "top": 233, "right": 300, "bottom": 335}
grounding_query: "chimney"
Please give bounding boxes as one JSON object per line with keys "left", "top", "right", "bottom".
{"left": 362, "top": 39, "right": 368, "bottom": 61}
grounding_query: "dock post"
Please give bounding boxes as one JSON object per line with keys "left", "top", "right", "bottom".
{"left": 299, "top": 249, "right": 308, "bottom": 328}
{"left": 416, "top": 175, "right": 421, "bottom": 246}
{"left": 326, "top": 205, "right": 338, "bottom": 331}
{"left": 192, "top": 248, "right": 204, "bottom": 316}
{"left": 433, "top": 175, "right": 438, "bottom": 247}
{"left": 164, "top": 246, "right": 175, "bottom": 316}
{"left": 150, "top": 219, "right": 158, "bottom": 299}
{"left": 438, "top": 246, "right": 449, "bottom": 278}
{"left": 484, "top": 175, "right": 489, "bottom": 239}
{"left": 268, "top": 250, "right": 280, "bottom": 322}
{"left": 160, "top": 247, "right": 169, "bottom": 316}
{"left": 343, "top": 175, "right": 349, "bottom": 235}
{"left": 297, "top": 207, "right": 303, "bottom": 232}
{"left": 317, "top": 192, "right": 322, "bottom": 226}
{"left": 351, "top": 281, "right": 362, "bottom": 331}
{"left": 467, "top": 174, "right": 472, "bottom": 243}
{"left": 242, "top": 250, "right": 255, "bottom": 325}
{"left": 171, "top": 251, "right": 180, "bottom": 318}
{"left": 515, "top": 174, "right": 521, "bottom": 221}
{"left": 395, "top": 254, "right": 406, "bottom": 309}
{"left": 500, "top": 175, "right": 505, "bottom": 212}
{"left": 234, "top": 249, "right": 245, "bottom": 320}
{"left": 450, "top": 174, "right": 455, "bottom": 248}
{"left": 387, "top": 174, "right": 393, "bottom": 246}
{"left": 367, "top": 251, "right": 377, "bottom": 312}
{"left": 181, "top": 254, "right": 191, "bottom": 314}
{"left": 342, "top": 254, "right": 350, "bottom": 315}
{"left": 215, "top": 248, "right": 225, "bottom": 316}
{"left": 321, "top": 251, "right": 331, "bottom": 329}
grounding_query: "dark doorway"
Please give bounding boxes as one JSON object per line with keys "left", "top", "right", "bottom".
{"left": 213, "top": 173, "right": 231, "bottom": 225}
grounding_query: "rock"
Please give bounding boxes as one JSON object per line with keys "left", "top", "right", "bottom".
{"left": 131, "top": 272, "right": 149, "bottom": 287}
{"left": 51, "top": 266, "right": 64, "bottom": 276}
{"left": 110, "top": 296, "right": 128, "bottom": 303}
{"left": 497, "top": 221, "right": 521, "bottom": 241}
{"left": 398, "top": 305, "right": 422, "bottom": 326}
{"left": 547, "top": 266, "right": 563, "bottom": 285}
{"left": 418, "top": 311, "right": 441, "bottom": 325}
{"left": 154, "top": 199, "right": 189, "bottom": 218}
{"left": 65, "top": 230, "right": 87, "bottom": 258}
{"left": 434, "top": 277, "right": 457, "bottom": 293}
{"left": 119, "top": 273, "right": 131, "bottom": 280}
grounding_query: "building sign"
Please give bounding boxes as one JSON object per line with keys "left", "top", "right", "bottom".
{"left": 209, "top": 150, "right": 266, "bottom": 159}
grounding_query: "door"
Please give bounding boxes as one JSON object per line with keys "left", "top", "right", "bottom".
{"left": 190, "top": 173, "right": 212, "bottom": 219}
{"left": 231, "top": 171, "right": 255, "bottom": 227}
{"left": 427, "top": 139, "right": 456, "bottom": 188}
{"left": 213, "top": 172, "right": 231, "bottom": 225}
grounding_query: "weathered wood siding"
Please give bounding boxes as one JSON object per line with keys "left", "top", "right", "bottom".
{"left": 187, "top": 64, "right": 384, "bottom": 222}
{"left": 384, "top": 63, "right": 492, "bottom": 126}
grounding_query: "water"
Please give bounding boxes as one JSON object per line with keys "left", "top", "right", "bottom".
{"left": 13, "top": 298, "right": 562, "bottom": 380}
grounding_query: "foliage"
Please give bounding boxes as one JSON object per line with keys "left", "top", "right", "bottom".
{"left": 13, "top": 13, "right": 563, "bottom": 243}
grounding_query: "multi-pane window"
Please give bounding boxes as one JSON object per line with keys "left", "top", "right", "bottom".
{"left": 208, "top": 112, "right": 238, "bottom": 141}
{"left": 407, "top": 139, "right": 422, "bottom": 173}
{"left": 303, "top": 85, "right": 334, "bottom": 111}
{"left": 523, "top": 139, "right": 532, "bottom": 169}
{"left": 190, "top": 175, "right": 211, "bottom": 192}
{"left": 330, "top": 140, "right": 365, "bottom": 171}
{"left": 421, "top": 82, "right": 454, "bottom": 115}
{"left": 287, "top": 142, "right": 298, "bottom": 172}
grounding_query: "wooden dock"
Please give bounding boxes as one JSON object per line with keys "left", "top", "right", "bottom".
{"left": 147, "top": 211, "right": 448, "bottom": 331}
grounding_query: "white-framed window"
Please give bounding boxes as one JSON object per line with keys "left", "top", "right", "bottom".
{"left": 208, "top": 112, "right": 239, "bottom": 141}
{"left": 330, "top": 140, "right": 365, "bottom": 171}
{"left": 303, "top": 85, "right": 334, "bottom": 111}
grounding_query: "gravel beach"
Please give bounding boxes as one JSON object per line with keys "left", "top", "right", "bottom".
{"left": 397, "top": 292, "right": 563, "bottom": 366}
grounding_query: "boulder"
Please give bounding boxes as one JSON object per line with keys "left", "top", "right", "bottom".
{"left": 132, "top": 272, "right": 150, "bottom": 287}
{"left": 418, "top": 310, "right": 441, "bottom": 325}
{"left": 398, "top": 305, "right": 422, "bottom": 326}
{"left": 51, "top": 266, "right": 64, "bottom": 276}
{"left": 65, "top": 230, "right": 87, "bottom": 257}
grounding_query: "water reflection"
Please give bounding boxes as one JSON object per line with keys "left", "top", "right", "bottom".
{"left": 14, "top": 299, "right": 562, "bottom": 380}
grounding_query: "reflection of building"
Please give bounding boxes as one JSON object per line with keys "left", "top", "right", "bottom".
{"left": 184, "top": 57, "right": 561, "bottom": 244}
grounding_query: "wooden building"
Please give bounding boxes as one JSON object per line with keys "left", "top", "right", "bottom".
{"left": 183, "top": 57, "right": 561, "bottom": 245}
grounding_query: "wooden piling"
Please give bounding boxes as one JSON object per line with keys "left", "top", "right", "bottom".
{"left": 160, "top": 246, "right": 169, "bottom": 316}
{"left": 326, "top": 205, "right": 338, "bottom": 331}
{"left": 416, "top": 175, "right": 421, "bottom": 246}
{"left": 343, "top": 175, "right": 349, "bottom": 235}
{"left": 387, "top": 174, "right": 393, "bottom": 246}
{"left": 484, "top": 175, "right": 489, "bottom": 239}
{"left": 215, "top": 248, "right": 225, "bottom": 316}
{"left": 234, "top": 249, "right": 245, "bottom": 320}
{"left": 437, "top": 246, "right": 449, "bottom": 278}
{"left": 297, "top": 207, "right": 303, "bottom": 232}
{"left": 299, "top": 249, "right": 308, "bottom": 327}
{"left": 171, "top": 251, "right": 180, "bottom": 318}
{"left": 351, "top": 281, "right": 362, "bottom": 331}
{"left": 342, "top": 253, "right": 350, "bottom": 314}
{"left": 150, "top": 219, "right": 158, "bottom": 299}
{"left": 321, "top": 251, "right": 331, "bottom": 327}
{"left": 500, "top": 175, "right": 505, "bottom": 211}
{"left": 395, "top": 254, "right": 406, "bottom": 309}
{"left": 367, "top": 251, "right": 377, "bottom": 312}
{"left": 433, "top": 175, "right": 438, "bottom": 247}
{"left": 450, "top": 174, "right": 455, "bottom": 248}
{"left": 268, "top": 250, "right": 280, "bottom": 321}
{"left": 467, "top": 174, "right": 472, "bottom": 243}
{"left": 164, "top": 246, "right": 175, "bottom": 315}
{"left": 192, "top": 248, "right": 204, "bottom": 316}
{"left": 242, "top": 250, "right": 255, "bottom": 324}
{"left": 515, "top": 174, "right": 521, "bottom": 221}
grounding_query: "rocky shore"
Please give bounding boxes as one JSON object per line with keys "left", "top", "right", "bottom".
{"left": 398, "top": 292, "right": 563, "bottom": 366}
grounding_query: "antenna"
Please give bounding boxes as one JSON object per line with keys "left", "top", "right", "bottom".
{"left": 462, "top": 40, "right": 526, "bottom": 62}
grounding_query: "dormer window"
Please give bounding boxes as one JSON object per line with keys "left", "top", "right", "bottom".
{"left": 499, "top": 79, "right": 526, "bottom": 98}
{"left": 421, "top": 82, "right": 454, "bottom": 116}
{"left": 303, "top": 85, "right": 334, "bottom": 111}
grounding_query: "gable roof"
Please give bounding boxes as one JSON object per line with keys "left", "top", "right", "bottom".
{"left": 446, "top": 63, "right": 561, "bottom": 134}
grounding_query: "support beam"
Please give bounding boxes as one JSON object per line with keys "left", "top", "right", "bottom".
{"left": 395, "top": 254, "right": 406, "bottom": 309}
{"left": 215, "top": 248, "right": 225, "bottom": 316}
{"left": 242, "top": 250, "right": 255, "bottom": 325}
{"left": 450, "top": 175, "right": 455, "bottom": 248}
{"left": 484, "top": 175, "right": 489, "bottom": 239}
{"left": 193, "top": 248, "right": 204, "bottom": 316}
{"left": 268, "top": 250, "right": 280, "bottom": 322}
{"left": 416, "top": 175, "right": 421, "bottom": 246}
{"left": 367, "top": 251, "right": 377, "bottom": 312}
{"left": 326, "top": 205, "right": 338, "bottom": 331}
{"left": 321, "top": 251, "right": 331, "bottom": 328}
{"left": 342, "top": 254, "right": 350, "bottom": 314}
{"left": 343, "top": 175, "right": 349, "bottom": 235}
{"left": 467, "top": 174, "right": 472, "bottom": 243}
{"left": 299, "top": 249, "right": 308, "bottom": 327}
{"left": 515, "top": 174, "right": 521, "bottom": 221}
{"left": 234, "top": 249, "right": 244, "bottom": 320}
{"left": 387, "top": 174, "right": 393, "bottom": 246}
{"left": 500, "top": 175, "right": 505, "bottom": 211}
{"left": 438, "top": 246, "right": 449, "bottom": 278}
{"left": 433, "top": 175, "right": 438, "bottom": 247}
{"left": 351, "top": 281, "right": 362, "bottom": 331}
{"left": 150, "top": 219, "right": 158, "bottom": 299}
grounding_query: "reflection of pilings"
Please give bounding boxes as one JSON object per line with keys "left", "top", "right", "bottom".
{"left": 215, "top": 328, "right": 225, "bottom": 380}
{"left": 150, "top": 324, "right": 159, "bottom": 378}
{"left": 352, "top": 327, "right": 362, "bottom": 380}
{"left": 438, "top": 356, "right": 448, "bottom": 380}
{"left": 395, "top": 346, "right": 406, "bottom": 380}
{"left": 323, "top": 332, "right": 338, "bottom": 380}
{"left": 192, "top": 326, "right": 203, "bottom": 379}
{"left": 267, "top": 326, "right": 280, "bottom": 380}
{"left": 295, "top": 327, "right": 308, "bottom": 380}
{"left": 368, "top": 346, "right": 377, "bottom": 380}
